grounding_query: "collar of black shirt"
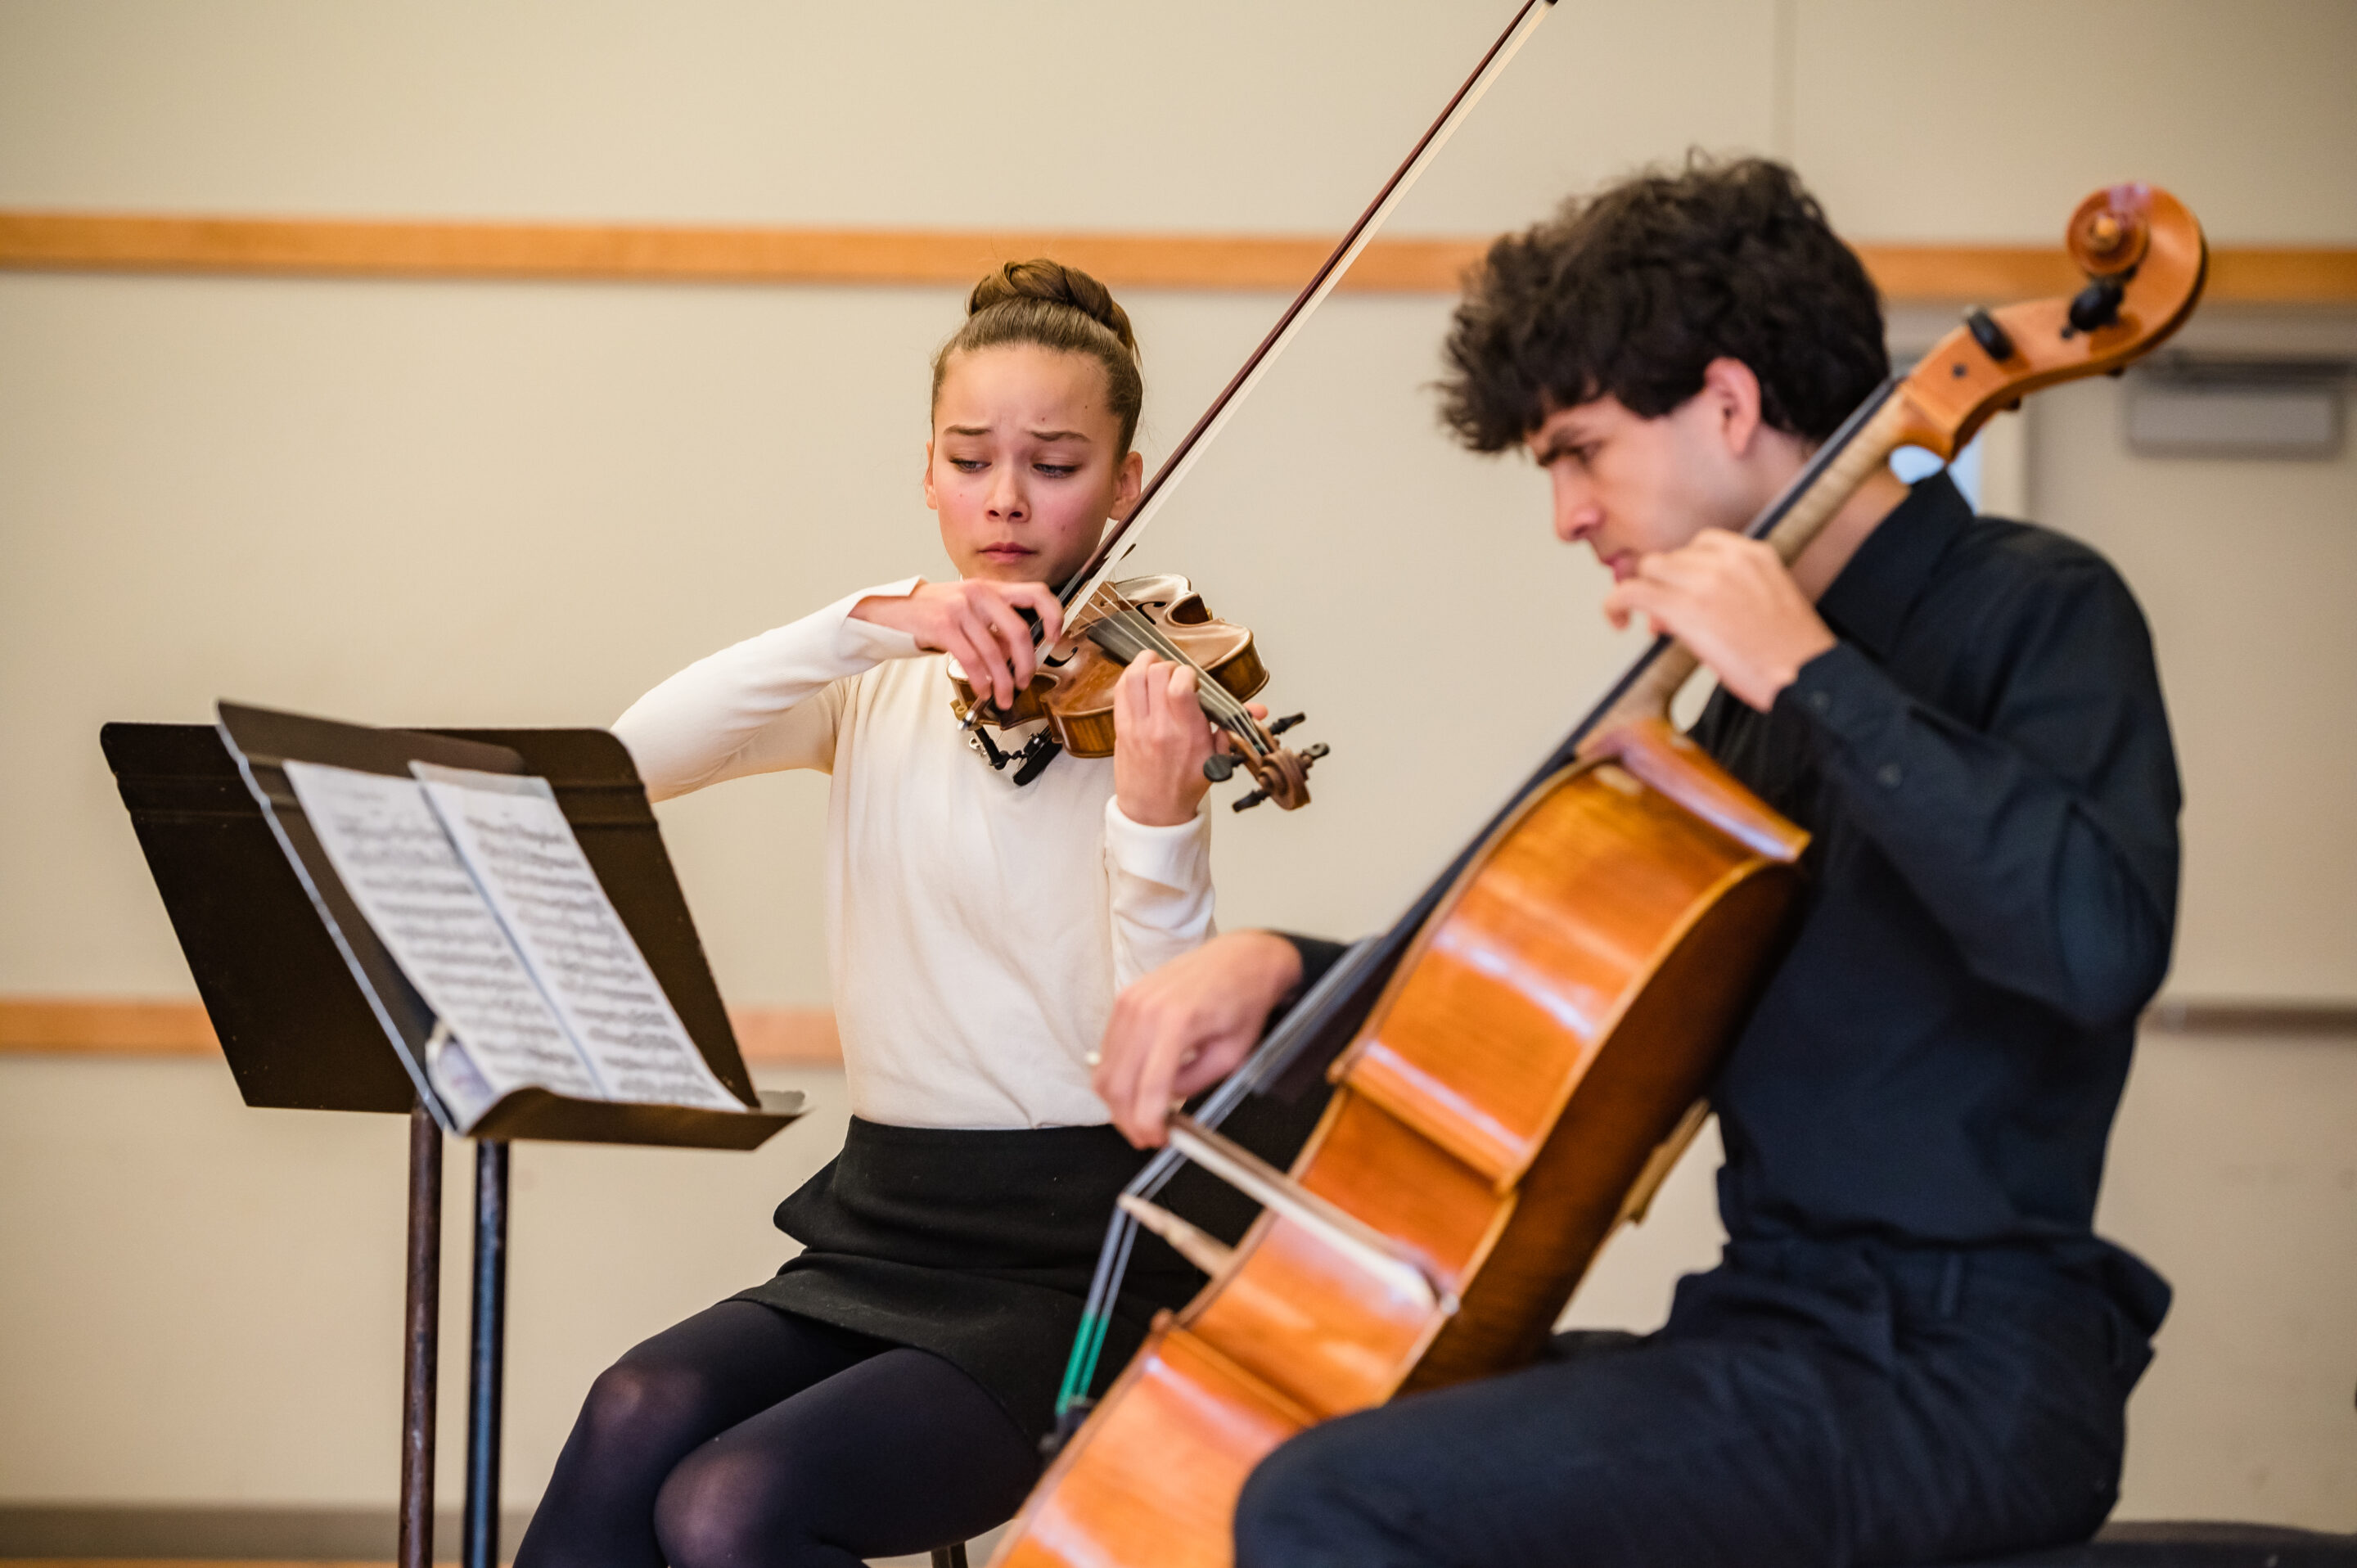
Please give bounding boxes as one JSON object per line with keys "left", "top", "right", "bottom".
{"left": 1814, "top": 470, "right": 1974, "bottom": 660}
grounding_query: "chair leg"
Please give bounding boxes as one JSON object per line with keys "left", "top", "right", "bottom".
{"left": 931, "top": 1545, "right": 970, "bottom": 1568}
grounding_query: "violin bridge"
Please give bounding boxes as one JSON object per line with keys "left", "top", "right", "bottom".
{"left": 1166, "top": 1115, "right": 1456, "bottom": 1315}
{"left": 1117, "top": 1193, "right": 1236, "bottom": 1276}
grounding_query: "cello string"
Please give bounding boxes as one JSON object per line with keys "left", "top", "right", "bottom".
{"left": 1051, "top": 2, "right": 1568, "bottom": 1404}
{"left": 1193, "top": 375, "right": 1911, "bottom": 1118}
{"left": 1057, "top": 376, "right": 1916, "bottom": 1406}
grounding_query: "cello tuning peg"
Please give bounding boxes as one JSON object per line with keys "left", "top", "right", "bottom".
{"left": 1963, "top": 305, "right": 2015, "bottom": 362}
{"left": 1231, "top": 788, "right": 1270, "bottom": 813}
{"left": 1201, "top": 754, "right": 1237, "bottom": 783}
{"left": 1269, "top": 713, "right": 1307, "bottom": 736}
{"left": 2066, "top": 276, "right": 2125, "bottom": 335}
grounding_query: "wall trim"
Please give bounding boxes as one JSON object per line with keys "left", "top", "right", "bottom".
{"left": 3, "top": 994, "right": 2350, "bottom": 1064}
{"left": 0, "top": 995, "right": 843, "bottom": 1065}
{"left": 3, "top": 212, "right": 2354, "bottom": 304}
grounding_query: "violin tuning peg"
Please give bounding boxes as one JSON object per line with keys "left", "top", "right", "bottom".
{"left": 1269, "top": 712, "right": 1306, "bottom": 736}
{"left": 1301, "top": 742, "right": 1331, "bottom": 764}
{"left": 1201, "top": 754, "right": 1237, "bottom": 783}
{"left": 1231, "top": 788, "right": 1270, "bottom": 813}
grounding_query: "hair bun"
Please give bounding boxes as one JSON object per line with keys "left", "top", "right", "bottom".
{"left": 969, "top": 259, "right": 1138, "bottom": 355}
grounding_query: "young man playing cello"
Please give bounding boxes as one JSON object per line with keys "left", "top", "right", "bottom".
{"left": 1092, "top": 157, "right": 2182, "bottom": 1566}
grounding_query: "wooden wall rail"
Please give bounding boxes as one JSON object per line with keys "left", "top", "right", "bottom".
{"left": 0, "top": 995, "right": 843, "bottom": 1066}
{"left": 2, "top": 995, "right": 2351, "bottom": 1067}
{"left": 4, "top": 212, "right": 2355, "bottom": 304}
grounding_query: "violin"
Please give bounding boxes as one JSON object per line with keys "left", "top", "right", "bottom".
{"left": 985, "top": 181, "right": 2208, "bottom": 1568}
{"left": 949, "top": 574, "right": 1325, "bottom": 813}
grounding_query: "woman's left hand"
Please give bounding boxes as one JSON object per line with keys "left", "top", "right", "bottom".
{"left": 1112, "top": 654, "right": 1224, "bottom": 826}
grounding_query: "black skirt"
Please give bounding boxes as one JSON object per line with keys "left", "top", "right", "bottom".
{"left": 735, "top": 1093, "right": 1327, "bottom": 1445}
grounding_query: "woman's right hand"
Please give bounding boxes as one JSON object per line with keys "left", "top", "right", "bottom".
{"left": 851, "top": 579, "right": 1066, "bottom": 711}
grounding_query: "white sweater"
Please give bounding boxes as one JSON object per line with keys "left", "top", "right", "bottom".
{"left": 612, "top": 580, "right": 1216, "bottom": 1129}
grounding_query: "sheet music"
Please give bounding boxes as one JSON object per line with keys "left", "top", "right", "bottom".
{"left": 282, "top": 760, "right": 602, "bottom": 1119}
{"left": 413, "top": 764, "right": 740, "bottom": 1113}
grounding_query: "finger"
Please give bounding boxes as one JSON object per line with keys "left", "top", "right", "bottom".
{"left": 1134, "top": 1021, "right": 1198, "bottom": 1145}
{"left": 1130, "top": 660, "right": 1175, "bottom": 730}
{"left": 1115, "top": 654, "right": 1156, "bottom": 732}
{"left": 953, "top": 606, "right": 1015, "bottom": 709}
{"left": 1000, "top": 580, "right": 1066, "bottom": 647}
{"left": 943, "top": 627, "right": 998, "bottom": 707}
{"left": 976, "top": 592, "right": 1039, "bottom": 694}
{"left": 952, "top": 613, "right": 1009, "bottom": 711}
{"left": 1111, "top": 1011, "right": 1184, "bottom": 1147}
{"left": 1094, "top": 1004, "right": 1150, "bottom": 1142}
{"left": 1164, "top": 661, "right": 1200, "bottom": 710}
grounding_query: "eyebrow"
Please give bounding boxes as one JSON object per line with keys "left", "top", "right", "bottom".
{"left": 1530, "top": 430, "right": 1584, "bottom": 465}
{"left": 941, "top": 425, "right": 1094, "bottom": 443}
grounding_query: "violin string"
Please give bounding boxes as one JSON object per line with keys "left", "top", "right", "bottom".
{"left": 1092, "top": 604, "right": 1269, "bottom": 748}
{"left": 1096, "top": 601, "right": 1252, "bottom": 728}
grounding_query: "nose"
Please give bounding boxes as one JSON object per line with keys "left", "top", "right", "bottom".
{"left": 987, "top": 464, "right": 1028, "bottom": 524}
{"left": 1549, "top": 465, "right": 1600, "bottom": 546}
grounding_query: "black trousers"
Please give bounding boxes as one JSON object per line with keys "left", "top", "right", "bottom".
{"left": 1235, "top": 1238, "right": 2156, "bottom": 1568}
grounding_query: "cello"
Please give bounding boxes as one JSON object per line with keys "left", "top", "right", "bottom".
{"left": 988, "top": 182, "right": 2208, "bottom": 1568}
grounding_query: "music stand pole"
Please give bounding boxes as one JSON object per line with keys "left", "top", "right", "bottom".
{"left": 399, "top": 1104, "right": 443, "bottom": 1568}
{"left": 463, "top": 1142, "right": 510, "bottom": 1568}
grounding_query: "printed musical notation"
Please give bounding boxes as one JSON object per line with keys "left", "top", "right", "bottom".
{"left": 414, "top": 764, "right": 736, "bottom": 1113}
{"left": 282, "top": 759, "right": 738, "bottom": 1125}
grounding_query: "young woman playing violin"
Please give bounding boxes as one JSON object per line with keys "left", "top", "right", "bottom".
{"left": 514, "top": 261, "right": 1249, "bottom": 1568}
{"left": 1094, "top": 159, "right": 2182, "bottom": 1568}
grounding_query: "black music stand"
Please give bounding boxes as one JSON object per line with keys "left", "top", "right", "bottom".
{"left": 101, "top": 705, "right": 804, "bottom": 1568}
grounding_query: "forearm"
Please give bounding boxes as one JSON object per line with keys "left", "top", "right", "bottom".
{"left": 613, "top": 579, "right": 920, "bottom": 800}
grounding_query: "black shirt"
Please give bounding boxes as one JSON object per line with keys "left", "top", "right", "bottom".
{"left": 1692, "top": 472, "right": 2177, "bottom": 1304}
{"left": 1287, "top": 472, "right": 2179, "bottom": 1320}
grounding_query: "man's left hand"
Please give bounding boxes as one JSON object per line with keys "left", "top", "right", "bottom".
{"left": 1602, "top": 530, "right": 1836, "bottom": 711}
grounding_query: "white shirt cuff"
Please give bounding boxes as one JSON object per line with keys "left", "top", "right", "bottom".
{"left": 1103, "top": 796, "right": 1212, "bottom": 890}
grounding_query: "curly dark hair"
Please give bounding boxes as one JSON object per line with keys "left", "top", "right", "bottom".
{"left": 1438, "top": 156, "right": 1888, "bottom": 451}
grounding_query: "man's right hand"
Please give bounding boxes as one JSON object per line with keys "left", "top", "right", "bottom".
{"left": 851, "top": 579, "right": 1066, "bottom": 711}
{"left": 1095, "top": 930, "right": 1305, "bottom": 1147}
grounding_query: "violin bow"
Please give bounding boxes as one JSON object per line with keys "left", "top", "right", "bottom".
{"left": 1051, "top": 0, "right": 1562, "bottom": 1422}
{"left": 961, "top": 0, "right": 1560, "bottom": 741}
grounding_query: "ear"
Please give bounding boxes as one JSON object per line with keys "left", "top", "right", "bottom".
{"left": 1110, "top": 448, "right": 1145, "bottom": 521}
{"left": 1697, "top": 357, "right": 1769, "bottom": 458}
{"left": 922, "top": 437, "right": 940, "bottom": 511}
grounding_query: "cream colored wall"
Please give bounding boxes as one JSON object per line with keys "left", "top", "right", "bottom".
{"left": 2, "top": 0, "right": 2354, "bottom": 1536}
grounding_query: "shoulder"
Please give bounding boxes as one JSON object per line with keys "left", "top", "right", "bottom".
{"left": 1947, "top": 511, "right": 2122, "bottom": 590}
{"left": 1933, "top": 513, "right": 2152, "bottom": 640}
{"left": 1922, "top": 513, "right": 2165, "bottom": 726}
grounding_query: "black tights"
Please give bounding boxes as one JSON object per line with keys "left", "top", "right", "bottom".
{"left": 513, "top": 1301, "right": 1039, "bottom": 1568}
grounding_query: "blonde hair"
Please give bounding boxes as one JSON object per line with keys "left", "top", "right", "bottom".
{"left": 931, "top": 259, "right": 1144, "bottom": 454}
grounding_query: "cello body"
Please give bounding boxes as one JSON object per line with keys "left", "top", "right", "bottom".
{"left": 995, "top": 719, "right": 1806, "bottom": 1568}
